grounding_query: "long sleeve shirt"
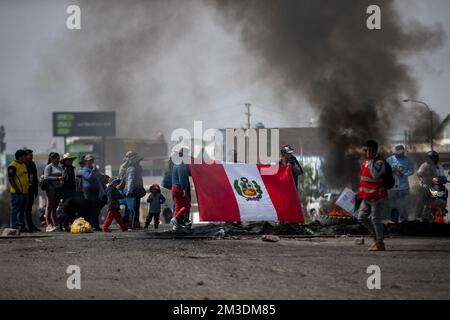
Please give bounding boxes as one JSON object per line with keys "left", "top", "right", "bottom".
{"left": 386, "top": 155, "right": 414, "bottom": 190}
{"left": 417, "top": 161, "right": 446, "bottom": 186}
{"left": 81, "top": 166, "right": 101, "bottom": 193}
{"left": 147, "top": 192, "right": 166, "bottom": 213}
{"left": 106, "top": 186, "right": 125, "bottom": 210}
{"left": 171, "top": 163, "right": 190, "bottom": 190}
{"left": 26, "top": 161, "right": 39, "bottom": 196}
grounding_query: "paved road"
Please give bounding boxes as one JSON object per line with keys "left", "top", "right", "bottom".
{"left": 1, "top": 227, "right": 450, "bottom": 299}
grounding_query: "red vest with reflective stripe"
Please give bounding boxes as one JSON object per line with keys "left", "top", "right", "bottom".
{"left": 358, "top": 160, "right": 386, "bottom": 200}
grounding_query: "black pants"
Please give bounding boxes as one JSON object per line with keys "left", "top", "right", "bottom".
{"left": 83, "top": 190, "right": 102, "bottom": 230}
{"left": 145, "top": 212, "right": 160, "bottom": 227}
{"left": 25, "top": 193, "right": 38, "bottom": 230}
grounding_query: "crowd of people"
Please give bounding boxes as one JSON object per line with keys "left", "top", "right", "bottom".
{"left": 7, "top": 149, "right": 152, "bottom": 233}
{"left": 6, "top": 144, "right": 302, "bottom": 234}
{"left": 6, "top": 141, "right": 448, "bottom": 251}
{"left": 357, "top": 140, "right": 448, "bottom": 251}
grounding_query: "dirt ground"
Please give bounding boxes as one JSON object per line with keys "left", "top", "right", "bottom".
{"left": 1, "top": 225, "right": 450, "bottom": 300}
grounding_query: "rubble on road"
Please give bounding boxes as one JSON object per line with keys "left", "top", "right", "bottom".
{"left": 146, "top": 220, "right": 450, "bottom": 239}
{"left": 147, "top": 221, "right": 369, "bottom": 239}
{"left": 261, "top": 235, "right": 280, "bottom": 242}
{"left": 1, "top": 228, "right": 20, "bottom": 236}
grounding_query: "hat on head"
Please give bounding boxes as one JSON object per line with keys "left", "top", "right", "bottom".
{"left": 149, "top": 183, "right": 160, "bottom": 191}
{"left": 61, "top": 153, "right": 77, "bottom": 162}
{"left": 84, "top": 154, "right": 95, "bottom": 161}
{"left": 394, "top": 145, "right": 405, "bottom": 155}
{"left": 107, "top": 177, "right": 121, "bottom": 186}
{"left": 281, "top": 145, "right": 294, "bottom": 154}
{"left": 123, "top": 150, "right": 137, "bottom": 161}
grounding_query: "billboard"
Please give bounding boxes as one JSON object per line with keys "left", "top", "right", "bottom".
{"left": 53, "top": 112, "right": 116, "bottom": 137}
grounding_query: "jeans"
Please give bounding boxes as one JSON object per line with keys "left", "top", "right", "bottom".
{"left": 414, "top": 186, "right": 430, "bottom": 221}
{"left": 126, "top": 196, "right": 141, "bottom": 228}
{"left": 10, "top": 193, "right": 28, "bottom": 229}
{"left": 25, "top": 193, "right": 37, "bottom": 229}
{"left": 388, "top": 189, "right": 410, "bottom": 223}
{"left": 358, "top": 198, "right": 386, "bottom": 241}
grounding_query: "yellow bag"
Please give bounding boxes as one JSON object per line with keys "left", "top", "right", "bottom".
{"left": 70, "top": 217, "right": 93, "bottom": 234}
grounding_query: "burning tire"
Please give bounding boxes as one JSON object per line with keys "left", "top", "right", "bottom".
{"left": 318, "top": 215, "right": 354, "bottom": 226}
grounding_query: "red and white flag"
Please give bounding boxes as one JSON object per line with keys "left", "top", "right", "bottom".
{"left": 190, "top": 163, "right": 304, "bottom": 223}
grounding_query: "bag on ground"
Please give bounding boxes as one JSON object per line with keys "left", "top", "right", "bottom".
{"left": 70, "top": 217, "right": 93, "bottom": 233}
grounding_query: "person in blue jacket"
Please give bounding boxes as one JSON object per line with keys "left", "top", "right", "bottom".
{"left": 386, "top": 145, "right": 414, "bottom": 223}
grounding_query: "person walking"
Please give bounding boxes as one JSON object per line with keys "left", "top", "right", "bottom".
{"left": 357, "top": 140, "right": 388, "bottom": 251}
{"left": 144, "top": 184, "right": 166, "bottom": 229}
{"left": 7, "top": 149, "right": 30, "bottom": 232}
{"left": 125, "top": 152, "right": 146, "bottom": 230}
{"left": 43, "top": 152, "right": 64, "bottom": 232}
{"left": 103, "top": 177, "right": 127, "bottom": 232}
{"left": 386, "top": 145, "right": 414, "bottom": 223}
{"left": 24, "top": 149, "right": 40, "bottom": 232}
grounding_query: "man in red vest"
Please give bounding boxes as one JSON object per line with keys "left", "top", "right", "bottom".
{"left": 358, "top": 140, "right": 387, "bottom": 251}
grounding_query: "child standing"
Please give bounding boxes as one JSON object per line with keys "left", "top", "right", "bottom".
{"left": 103, "top": 177, "right": 127, "bottom": 232}
{"left": 145, "top": 184, "right": 166, "bottom": 229}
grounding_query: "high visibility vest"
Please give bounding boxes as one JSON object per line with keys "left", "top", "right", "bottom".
{"left": 358, "top": 160, "right": 385, "bottom": 200}
{"left": 8, "top": 160, "right": 29, "bottom": 194}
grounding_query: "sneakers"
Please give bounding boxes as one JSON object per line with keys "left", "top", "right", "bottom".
{"left": 172, "top": 218, "right": 184, "bottom": 231}
{"left": 103, "top": 229, "right": 111, "bottom": 232}
{"left": 368, "top": 240, "right": 386, "bottom": 251}
{"left": 45, "top": 225, "right": 57, "bottom": 232}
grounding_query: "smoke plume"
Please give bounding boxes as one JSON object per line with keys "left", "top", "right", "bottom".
{"left": 212, "top": 0, "right": 445, "bottom": 187}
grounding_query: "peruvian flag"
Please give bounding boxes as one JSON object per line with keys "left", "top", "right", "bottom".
{"left": 190, "top": 163, "right": 304, "bottom": 223}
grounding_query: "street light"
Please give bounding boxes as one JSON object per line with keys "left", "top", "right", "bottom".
{"left": 402, "top": 99, "right": 434, "bottom": 151}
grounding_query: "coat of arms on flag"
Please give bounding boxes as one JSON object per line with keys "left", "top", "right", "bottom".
{"left": 233, "top": 177, "right": 263, "bottom": 201}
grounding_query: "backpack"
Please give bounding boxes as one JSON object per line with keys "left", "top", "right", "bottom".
{"left": 161, "top": 171, "right": 172, "bottom": 190}
{"left": 377, "top": 157, "right": 395, "bottom": 190}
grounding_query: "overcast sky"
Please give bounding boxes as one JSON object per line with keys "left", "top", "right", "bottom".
{"left": 0, "top": 0, "right": 449, "bottom": 153}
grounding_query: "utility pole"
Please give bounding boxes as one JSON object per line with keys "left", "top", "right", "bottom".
{"left": 402, "top": 99, "right": 434, "bottom": 151}
{"left": 0, "top": 125, "right": 5, "bottom": 153}
{"left": 245, "top": 103, "right": 251, "bottom": 129}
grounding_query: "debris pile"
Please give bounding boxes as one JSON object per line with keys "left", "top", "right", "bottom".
{"left": 386, "top": 221, "right": 450, "bottom": 237}
{"left": 147, "top": 220, "right": 450, "bottom": 239}
{"left": 148, "top": 221, "right": 369, "bottom": 239}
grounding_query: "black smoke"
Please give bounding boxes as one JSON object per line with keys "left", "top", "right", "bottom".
{"left": 211, "top": 0, "right": 445, "bottom": 188}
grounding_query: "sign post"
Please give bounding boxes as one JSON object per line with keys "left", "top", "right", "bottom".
{"left": 53, "top": 112, "right": 116, "bottom": 168}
